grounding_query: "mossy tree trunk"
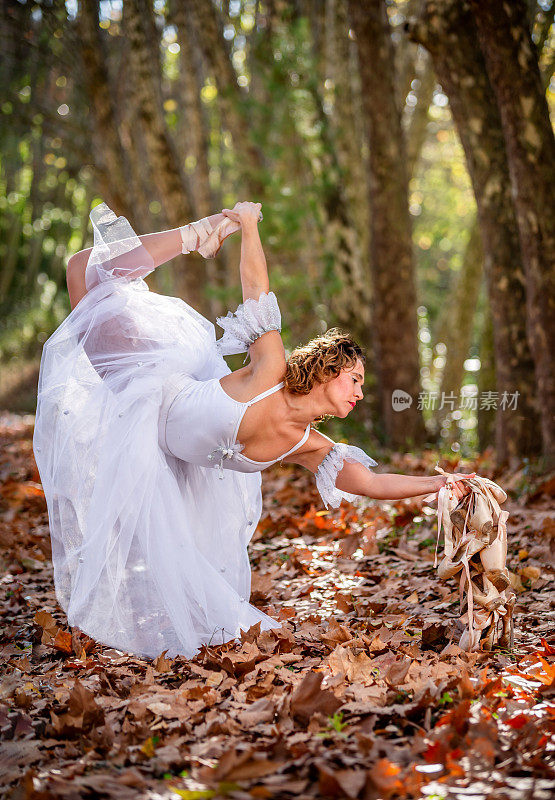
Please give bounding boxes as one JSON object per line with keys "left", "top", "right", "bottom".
{"left": 78, "top": 0, "right": 131, "bottom": 217}
{"left": 469, "top": 0, "right": 555, "bottom": 458}
{"left": 123, "top": 0, "right": 208, "bottom": 313}
{"left": 408, "top": 0, "right": 541, "bottom": 464}
{"left": 435, "top": 219, "right": 483, "bottom": 409}
{"left": 349, "top": 0, "right": 425, "bottom": 448}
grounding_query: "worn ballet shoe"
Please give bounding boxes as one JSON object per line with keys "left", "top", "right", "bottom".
{"left": 484, "top": 567, "right": 510, "bottom": 592}
{"left": 437, "top": 530, "right": 490, "bottom": 581}
{"left": 479, "top": 530, "right": 509, "bottom": 587}
{"left": 436, "top": 470, "right": 512, "bottom": 653}
{"left": 469, "top": 577, "right": 506, "bottom": 613}
{"left": 450, "top": 495, "right": 470, "bottom": 534}
{"left": 473, "top": 476, "right": 507, "bottom": 505}
{"left": 464, "top": 493, "right": 494, "bottom": 537}
{"left": 450, "top": 508, "right": 468, "bottom": 535}
{"left": 459, "top": 626, "right": 480, "bottom": 652}
{"left": 437, "top": 552, "right": 464, "bottom": 581}
{"left": 480, "top": 617, "right": 498, "bottom": 651}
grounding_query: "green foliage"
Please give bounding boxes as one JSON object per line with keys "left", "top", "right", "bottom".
{"left": 327, "top": 711, "right": 348, "bottom": 733}
{"left": 1, "top": 0, "right": 548, "bottom": 457}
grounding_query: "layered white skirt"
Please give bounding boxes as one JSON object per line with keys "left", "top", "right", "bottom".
{"left": 33, "top": 209, "right": 279, "bottom": 659}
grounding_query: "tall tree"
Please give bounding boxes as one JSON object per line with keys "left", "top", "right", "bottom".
{"left": 168, "top": 0, "right": 229, "bottom": 316}
{"left": 477, "top": 303, "right": 496, "bottom": 452}
{"left": 408, "top": 0, "right": 541, "bottom": 463}
{"left": 184, "top": 0, "right": 266, "bottom": 197}
{"left": 123, "top": 0, "right": 207, "bottom": 312}
{"left": 469, "top": 0, "right": 555, "bottom": 457}
{"left": 322, "top": 0, "right": 372, "bottom": 338}
{"left": 435, "top": 220, "right": 483, "bottom": 410}
{"left": 348, "top": 0, "right": 425, "bottom": 447}
{"left": 304, "top": 0, "right": 371, "bottom": 343}
{"left": 168, "top": 0, "right": 212, "bottom": 220}
{"left": 78, "top": 0, "right": 131, "bottom": 216}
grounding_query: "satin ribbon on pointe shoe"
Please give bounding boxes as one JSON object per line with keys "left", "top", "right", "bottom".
{"left": 180, "top": 211, "right": 263, "bottom": 259}
{"left": 432, "top": 465, "right": 511, "bottom": 652}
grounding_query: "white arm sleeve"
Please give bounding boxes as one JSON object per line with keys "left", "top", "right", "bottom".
{"left": 315, "top": 442, "right": 377, "bottom": 509}
{"left": 215, "top": 291, "right": 282, "bottom": 356}
{"left": 84, "top": 203, "right": 155, "bottom": 291}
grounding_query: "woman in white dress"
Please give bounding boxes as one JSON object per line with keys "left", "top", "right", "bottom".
{"left": 33, "top": 200, "right": 471, "bottom": 660}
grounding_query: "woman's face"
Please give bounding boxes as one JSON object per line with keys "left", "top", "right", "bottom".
{"left": 324, "top": 358, "right": 365, "bottom": 418}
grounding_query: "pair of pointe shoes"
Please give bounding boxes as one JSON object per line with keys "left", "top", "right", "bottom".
{"left": 179, "top": 210, "right": 263, "bottom": 259}
{"left": 459, "top": 599, "right": 514, "bottom": 652}
{"left": 437, "top": 490, "right": 510, "bottom": 593}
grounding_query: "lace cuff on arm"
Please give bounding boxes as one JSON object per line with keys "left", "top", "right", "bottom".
{"left": 216, "top": 291, "right": 282, "bottom": 356}
{"left": 315, "top": 443, "right": 378, "bottom": 509}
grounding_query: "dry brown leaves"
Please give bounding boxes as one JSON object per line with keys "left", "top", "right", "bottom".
{"left": 0, "top": 412, "right": 554, "bottom": 799}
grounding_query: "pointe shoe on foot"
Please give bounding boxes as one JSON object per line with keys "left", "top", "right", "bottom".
{"left": 180, "top": 216, "right": 239, "bottom": 259}
{"left": 180, "top": 209, "right": 263, "bottom": 259}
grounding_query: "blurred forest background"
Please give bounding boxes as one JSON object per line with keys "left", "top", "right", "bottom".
{"left": 0, "top": 0, "right": 553, "bottom": 465}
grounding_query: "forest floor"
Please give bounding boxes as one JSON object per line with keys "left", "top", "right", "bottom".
{"left": 0, "top": 411, "right": 554, "bottom": 800}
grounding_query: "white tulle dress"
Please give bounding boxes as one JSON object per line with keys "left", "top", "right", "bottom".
{"left": 33, "top": 203, "right": 377, "bottom": 660}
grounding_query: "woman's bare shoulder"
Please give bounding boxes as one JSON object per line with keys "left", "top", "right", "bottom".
{"left": 219, "top": 360, "right": 286, "bottom": 403}
{"left": 282, "top": 428, "right": 334, "bottom": 471}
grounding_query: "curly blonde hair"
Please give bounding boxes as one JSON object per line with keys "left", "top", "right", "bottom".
{"left": 285, "top": 328, "right": 365, "bottom": 396}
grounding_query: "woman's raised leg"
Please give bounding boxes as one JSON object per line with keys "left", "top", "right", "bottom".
{"left": 67, "top": 212, "right": 240, "bottom": 308}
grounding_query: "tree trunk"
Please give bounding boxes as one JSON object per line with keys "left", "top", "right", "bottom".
{"left": 435, "top": 219, "right": 483, "bottom": 436}
{"left": 469, "top": 0, "right": 555, "bottom": 457}
{"left": 405, "top": 50, "right": 436, "bottom": 179}
{"left": 184, "top": 0, "right": 266, "bottom": 197}
{"left": 436, "top": 220, "right": 483, "bottom": 395}
{"left": 325, "top": 0, "right": 372, "bottom": 325}
{"left": 256, "top": 1, "right": 373, "bottom": 355}
{"left": 168, "top": 0, "right": 212, "bottom": 219}
{"left": 123, "top": 0, "right": 208, "bottom": 312}
{"left": 0, "top": 214, "right": 22, "bottom": 302}
{"left": 349, "top": 0, "right": 425, "bottom": 447}
{"left": 394, "top": 0, "right": 423, "bottom": 114}
{"left": 477, "top": 303, "right": 496, "bottom": 453}
{"left": 169, "top": 0, "right": 228, "bottom": 316}
{"left": 407, "top": 0, "right": 541, "bottom": 463}
{"left": 78, "top": 0, "right": 131, "bottom": 217}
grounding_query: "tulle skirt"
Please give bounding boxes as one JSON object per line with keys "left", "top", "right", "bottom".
{"left": 33, "top": 274, "right": 280, "bottom": 659}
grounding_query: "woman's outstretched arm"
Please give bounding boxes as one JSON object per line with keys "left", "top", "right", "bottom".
{"left": 334, "top": 461, "right": 473, "bottom": 500}
{"left": 289, "top": 431, "right": 473, "bottom": 503}
{"left": 222, "top": 202, "right": 268, "bottom": 303}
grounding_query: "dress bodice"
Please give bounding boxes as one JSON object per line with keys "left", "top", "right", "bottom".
{"left": 160, "top": 376, "right": 310, "bottom": 477}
